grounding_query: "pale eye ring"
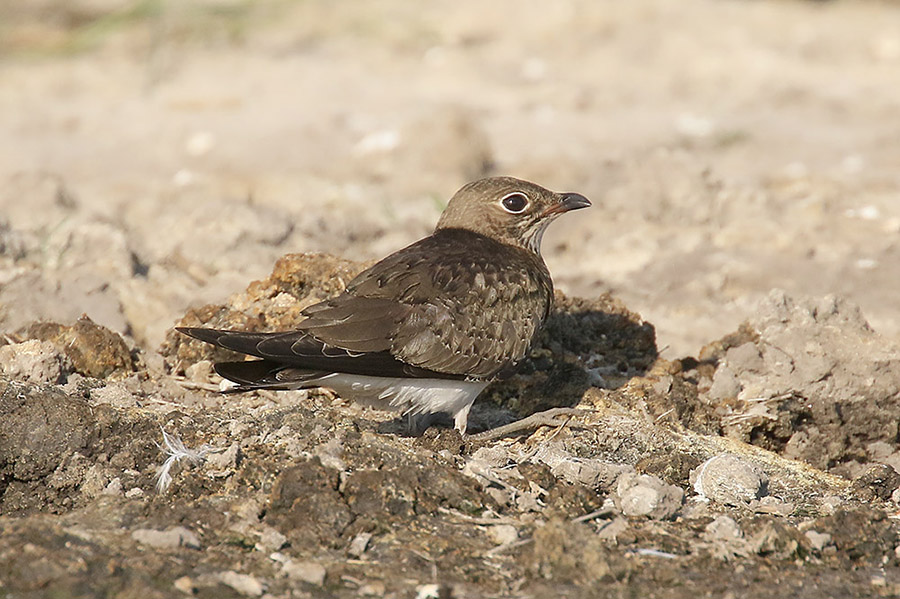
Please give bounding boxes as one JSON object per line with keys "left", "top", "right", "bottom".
{"left": 500, "top": 192, "right": 529, "bottom": 214}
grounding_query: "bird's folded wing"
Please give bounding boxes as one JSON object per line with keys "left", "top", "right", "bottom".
{"left": 300, "top": 231, "right": 551, "bottom": 380}
{"left": 295, "top": 296, "right": 409, "bottom": 352}
{"left": 177, "top": 323, "right": 455, "bottom": 379}
{"left": 181, "top": 230, "right": 550, "bottom": 382}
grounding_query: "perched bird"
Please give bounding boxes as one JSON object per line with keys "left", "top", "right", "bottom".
{"left": 178, "top": 176, "right": 590, "bottom": 434}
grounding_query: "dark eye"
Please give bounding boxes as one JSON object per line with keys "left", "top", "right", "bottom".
{"left": 501, "top": 192, "right": 529, "bottom": 214}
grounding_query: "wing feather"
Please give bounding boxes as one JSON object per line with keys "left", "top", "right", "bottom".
{"left": 316, "top": 229, "right": 553, "bottom": 379}
{"left": 179, "top": 228, "right": 552, "bottom": 382}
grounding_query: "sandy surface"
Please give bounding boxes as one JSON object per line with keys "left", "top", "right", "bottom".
{"left": 3, "top": 1, "right": 900, "bottom": 597}
{"left": 2, "top": 0, "right": 899, "bottom": 357}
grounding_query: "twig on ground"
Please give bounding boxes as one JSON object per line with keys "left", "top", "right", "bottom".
{"left": 171, "top": 377, "right": 223, "bottom": 392}
{"left": 628, "top": 548, "right": 678, "bottom": 559}
{"left": 468, "top": 408, "right": 595, "bottom": 442}
{"left": 570, "top": 505, "right": 617, "bottom": 523}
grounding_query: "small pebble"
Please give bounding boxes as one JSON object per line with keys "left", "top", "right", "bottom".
{"left": 185, "top": 360, "right": 213, "bottom": 382}
{"left": 615, "top": 472, "right": 684, "bottom": 519}
{"left": 750, "top": 496, "right": 794, "bottom": 517}
{"left": 282, "top": 560, "right": 326, "bottom": 586}
{"left": 359, "top": 582, "right": 387, "bottom": 596}
{"left": 545, "top": 449, "right": 633, "bottom": 490}
{"left": 348, "top": 532, "right": 372, "bottom": 558}
{"left": 705, "top": 515, "right": 743, "bottom": 541}
{"left": 468, "top": 446, "right": 513, "bottom": 468}
{"left": 217, "top": 570, "right": 264, "bottom": 596}
{"left": 255, "top": 527, "right": 288, "bottom": 552}
{"left": 819, "top": 495, "right": 842, "bottom": 516}
{"left": 173, "top": 576, "right": 195, "bottom": 594}
{"left": 487, "top": 524, "right": 518, "bottom": 546}
{"left": 416, "top": 584, "right": 442, "bottom": 599}
{"left": 0, "top": 339, "right": 69, "bottom": 385}
{"left": 804, "top": 530, "right": 832, "bottom": 551}
{"left": 691, "top": 454, "right": 768, "bottom": 505}
{"left": 100, "top": 477, "right": 123, "bottom": 496}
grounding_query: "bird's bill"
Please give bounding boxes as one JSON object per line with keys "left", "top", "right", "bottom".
{"left": 542, "top": 192, "right": 592, "bottom": 217}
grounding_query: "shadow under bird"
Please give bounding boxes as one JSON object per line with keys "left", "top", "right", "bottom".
{"left": 178, "top": 176, "right": 590, "bottom": 434}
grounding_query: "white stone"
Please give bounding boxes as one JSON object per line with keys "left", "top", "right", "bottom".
{"left": 282, "top": 560, "right": 326, "bottom": 586}
{"left": 217, "top": 571, "right": 264, "bottom": 596}
{"left": 804, "top": 530, "right": 832, "bottom": 551}
{"left": 131, "top": 526, "right": 200, "bottom": 550}
{"left": 487, "top": 524, "right": 518, "bottom": 546}
{"left": 691, "top": 454, "right": 768, "bottom": 505}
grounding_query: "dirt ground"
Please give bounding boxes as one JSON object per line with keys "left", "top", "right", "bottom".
{"left": 2, "top": 1, "right": 900, "bottom": 597}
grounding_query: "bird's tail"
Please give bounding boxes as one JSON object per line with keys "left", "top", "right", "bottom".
{"left": 214, "top": 360, "right": 325, "bottom": 393}
{"left": 176, "top": 327, "right": 276, "bottom": 357}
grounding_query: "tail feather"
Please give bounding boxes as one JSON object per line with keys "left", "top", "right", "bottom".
{"left": 214, "top": 359, "right": 326, "bottom": 393}
{"left": 177, "top": 327, "right": 277, "bottom": 357}
{"left": 214, "top": 359, "right": 281, "bottom": 386}
{"left": 176, "top": 326, "right": 460, "bottom": 380}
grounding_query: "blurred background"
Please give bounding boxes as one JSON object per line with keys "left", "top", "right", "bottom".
{"left": 1, "top": 0, "right": 898, "bottom": 356}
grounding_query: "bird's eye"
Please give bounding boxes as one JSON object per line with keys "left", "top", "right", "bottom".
{"left": 501, "top": 192, "right": 529, "bottom": 214}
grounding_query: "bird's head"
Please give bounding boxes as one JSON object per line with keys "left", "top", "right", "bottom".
{"left": 435, "top": 176, "right": 591, "bottom": 254}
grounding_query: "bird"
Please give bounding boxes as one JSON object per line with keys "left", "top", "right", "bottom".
{"left": 177, "top": 176, "right": 590, "bottom": 435}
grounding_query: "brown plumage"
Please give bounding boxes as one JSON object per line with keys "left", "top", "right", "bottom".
{"left": 178, "top": 176, "right": 590, "bottom": 434}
